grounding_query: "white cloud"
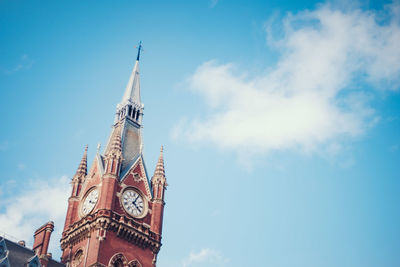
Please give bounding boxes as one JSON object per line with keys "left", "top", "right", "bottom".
{"left": 17, "top": 163, "right": 26, "bottom": 170}
{"left": 0, "top": 141, "right": 9, "bottom": 152}
{"left": 174, "top": 2, "right": 400, "bottom": 155}
{"left": 209, "top": 0, "right": 219, "bottom": 8}
{"left": 3, "top": 54, "right": 34, "bottom": 75}
{"left": 182, "top": 248, "right": 229, "bottom": 267}
{"left": 0, "top": 176, "right": 70, "bottom": 258}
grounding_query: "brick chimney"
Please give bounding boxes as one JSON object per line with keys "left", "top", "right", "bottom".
{"left": 33, "top": 221, "right": 54, "bottom": 265}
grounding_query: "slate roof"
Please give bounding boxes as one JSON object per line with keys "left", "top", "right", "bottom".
{"left": 0, "top": 237, "right": 65, "bottom": 267}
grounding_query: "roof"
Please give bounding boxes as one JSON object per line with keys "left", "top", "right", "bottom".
{"left": 120, "top": 42, "right": 142, "bottom": 107}
{"left": 0, "top": 237, "right": 65, "bottom": 267}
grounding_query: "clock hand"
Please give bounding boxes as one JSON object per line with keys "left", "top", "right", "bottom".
{"left": 132, "top": 195, "right": 140, "bottom": 204}
{"left": 132, "top": 202, "right": 141, "bottom": 211}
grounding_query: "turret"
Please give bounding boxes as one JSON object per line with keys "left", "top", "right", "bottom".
{"left": 71, "top": 145, "right": 88, "bottom": 196}
{"left": 151, "top": 146, "right": 167, "bottom": 236}
{"left": 63, "top": 145, "right": 88, "bottom": 231}
{"left": 104, "top": 129, "right": 123, "bottom": 176}
{"left": 99, "top": 129, "right": 123, "bottom": 210}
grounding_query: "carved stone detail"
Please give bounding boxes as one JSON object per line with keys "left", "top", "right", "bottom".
{"left": 61, "top": 209, "right": 161, "bottom": 253}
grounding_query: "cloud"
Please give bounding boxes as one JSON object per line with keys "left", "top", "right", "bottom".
{"left": 3, "top": 54, "right": 34, "bottom": 75}
{"left": 0, "top": 176, "right": 70, "bottom": 258}
{"left": 174, "top": 2, "right": 400, "bottom": 155}
{"left": 182, "top": 248, "right": 229, "bottom": 267}
{"left": 209, "top": 0, "right": 219, "bottom": 8}
{"left": 0, "top": 141, "right": 9, "bottom": 152}
{"left": 17, "top": 163, "right": 26, "bottom": 170}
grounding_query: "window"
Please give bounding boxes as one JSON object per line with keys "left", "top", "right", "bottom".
{"left": 109, "top": 253, "right": 127, "bottom": 267}
{"left": 128, "top": 259, "right": 142, "bottom": 267}
{"left": 72, "top": 249, "right": 83, "bottom": 267}
{"left": 113, "top": 259, "right": 123, "bottom": 267}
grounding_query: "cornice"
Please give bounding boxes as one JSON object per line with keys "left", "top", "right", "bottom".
{"left": 61, "top": 209, "right": 161, "bottom": 253}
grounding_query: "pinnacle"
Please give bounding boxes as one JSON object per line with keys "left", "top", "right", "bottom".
{"left": 75, "top": 145, "right": 88, "bottom": 178}
{"left": 106, "top": 128, "right": 123, "bottom": 158}
{"left": 153, "top": 146, "right": 165, "bottom": 178}
{"left": 111, "top": 133, "right": 122, "bottom": 152}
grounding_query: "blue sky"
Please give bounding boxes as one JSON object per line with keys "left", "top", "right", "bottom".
{"left": 1, "top": 0, "right": 400, "bottom": 266}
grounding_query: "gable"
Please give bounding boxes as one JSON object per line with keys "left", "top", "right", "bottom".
{"left": 120, "top": 156, "right": 152, "bottom": 199}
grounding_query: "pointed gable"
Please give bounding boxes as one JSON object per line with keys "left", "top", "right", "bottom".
{"left": 121, "top": 156, "right": 152, "bottom": 199}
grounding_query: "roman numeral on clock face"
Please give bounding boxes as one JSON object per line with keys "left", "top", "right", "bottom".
{"left": 121, "top": 189, "right": 145, "bottom": 217}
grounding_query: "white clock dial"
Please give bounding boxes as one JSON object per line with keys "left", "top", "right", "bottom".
{"left": 122, "top": 189, "right": 145, "bottom": 217}
{"left": 81, "top": 188, "right": 99, "bottom": 216}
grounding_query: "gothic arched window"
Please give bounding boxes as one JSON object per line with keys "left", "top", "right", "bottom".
{"left": 71, "top": 249, "right": 84, "bottom": 267}
{"left": 108, "top": 253, "right": 128, "bottom": 267}
{"left": 128, "top": 259, "right": 142, "bottom": 267}
{"left": 113, "top": 259, "right": 124, "bottom": 267}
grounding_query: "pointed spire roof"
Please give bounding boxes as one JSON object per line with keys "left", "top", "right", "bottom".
{"left": 152, "top": 146, "right": 165, "bottom": 180}
{"left": 106, "top": 127, "right": 123, "bottom": 158}
{"left": 111, "top": 133, "right": 122, "bottom": 153}
{"left": 121, "top": 42, "right": 142, "bottom": 106}
{"left": 74, "top": 145, "right": 88, "bottom": 178}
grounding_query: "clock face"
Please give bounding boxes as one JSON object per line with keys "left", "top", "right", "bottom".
{"left": 81, "top": 188, "right": 99, "bottom": 216}
{"left": 121, "top": 189, "right": 145, "bottom": 217}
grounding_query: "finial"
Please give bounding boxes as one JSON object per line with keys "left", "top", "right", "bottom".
{"left": 136, "top": 41, "right": 142, "bottom": 61}
{"left": 85, "top": 144, "right": 88, "bottom": 153}
{"left": 97, "top": 143, "right": 101, "bottom": 154}
{"left": 160, "top": 145, "right": 163, "bottom": 153}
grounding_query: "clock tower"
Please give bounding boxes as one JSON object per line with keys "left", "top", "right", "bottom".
{"left": 61, "top": 43, "right": 167, "bottom": 267}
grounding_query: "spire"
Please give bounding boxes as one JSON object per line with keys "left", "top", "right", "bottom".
{"left": 97, "top": 143, "right": 101, "bottom": 154}
{"left": 109, "top": 43, "right": 145, "bottom": 174}
{"left": 120, "top": 42, "right": 142, "bottom": 107}
{"left": 152, "top": 146, "right": 166, "bottom": 180}
{"left": 136, "top": 40, "right": 142, "bottom": 61}
{"left": 151, "top": 146, "right": 167, "bottom": 235}
{"left": 104, "top": 129, "right": 123, "bottom": 176}
{"left": 106, "top": 130, "right": 122, "bottom": 158}
{"left": 74, "top": 145, "right": 88, "bottom": 178}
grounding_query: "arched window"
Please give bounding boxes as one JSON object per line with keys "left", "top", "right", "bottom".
{"left": 128, "top": 259, "right": 142, "bottom": 267}
{"left": 109, "top": 253, "right": 128, "bottom": 267}
{"left": 72, "top": 249, "right": 84, "bottom": 267}
{"left": 114, "top": 259, "right": 124, "bottom": 267}
{"left": 128, "top": 106, "right": 132, "bottom": 117}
